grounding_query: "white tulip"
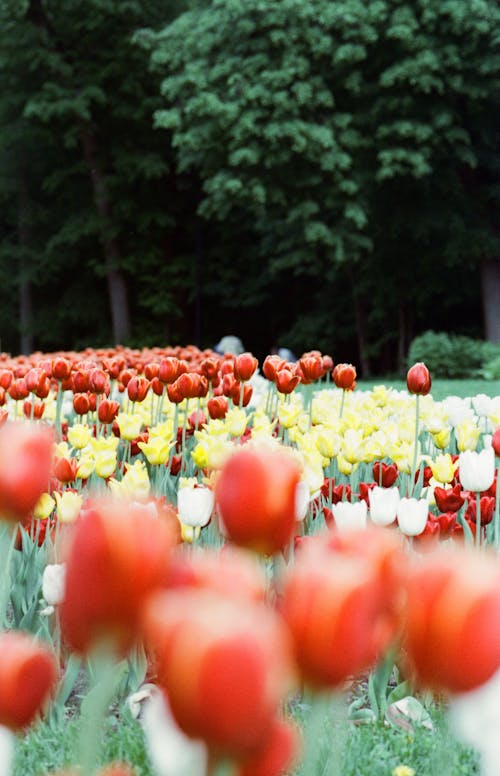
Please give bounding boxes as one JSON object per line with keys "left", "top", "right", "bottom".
{"left": 0, "top": 726, "right": 14, "bottom": 776}
{"left": 141, "top": 687, "right": 207, "bottom": 776}
{"left": 368, "top": 486, "right": 400, "bottom": 526}
{"left": 42, "top": 563, "right": 66, "bottom": 606}
{"left": 331, "top": 500, "right": 367, "bottom": 532}
{"left": 295, "top": 481, "right": 310, "bottom": 521}
{"left": 177, "top": 484, "right": 214, "bottom": 527}
{"left": 396, "top": 497, "right": 428, "bottom": 536}
{"left": 459, "top": 448, "right": 495, "bottom": 493}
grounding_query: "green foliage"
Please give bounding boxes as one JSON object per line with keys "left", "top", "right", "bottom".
{"left": 408, "top": 330, "right": 500, "bottom": 379}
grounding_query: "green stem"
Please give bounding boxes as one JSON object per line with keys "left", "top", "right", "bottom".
{"left": 339, "top": 389, "right": 346, "bottom": 419}
{"left": 494, "top": 461, "right": 500, "bottom": 550}
{"left": 410, "top": 394, "right": 420, "bottom": 495}
{"left": 0, "top": 523, "right": 16, "bottom": 628}
{"left": 476, "top": 490, "right": 482, "bottom": 548}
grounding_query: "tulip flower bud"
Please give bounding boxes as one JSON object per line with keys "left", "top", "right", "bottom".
{"left": 60, "top": 499, "right": 177, "bottom": 655}
{"left": 459, "top": 448, "right": 495, "bottom": 492}
{"left": 72, "top": 369, "right": 90, "bottom": 394}
{"left": 142, "top": 588, "right": 294, "bottom": 756}
{"left": 216, "top": 446, "right": 301, "bottom": 555}
{"left": 73, "top": 393, "right": 90, "bottom": 416}
{"left": 8, "top": 378, "right": 29, "bottom": 401}
{"left": 53, "top": 456, "right": 78, "bottom": 484}
{"left": 403, "top": 547, "right": 500, "bottom": 693}
{"left": 97, "top": 399, "right": 120, "bottom": 425}
{"left": 332, "top": 363, "right": 357, "bottom": 391}
{"left": 89, "top": 368, "right": 109, "bottom": 394}
{"left": 207, "top": 396, "right": 228, "bottom": 420}
{"left": 127, "top": 376, "right": 150, "bottom": 403}
{"left": 23, "top": 399, "right": 45, "bottom": 420}
{"left": 406, "top": 362, "right": 431, "bottom": 395}
{"left": 396, "top": 497, "right": 428, "bottom": 536}
{"left": 177, "top": 481, "right": 214, "bottom": 528}
{"left": 298, "top": 355, "right": 323, "bottom": 384}
{"left": 0, "top": 423, "right": 54, "bottom": 522}
{"left": 51, "top": 357, "right": 72, "bottom": 381}
{"left": 372, "top": 461, "right": 399, "bottom": 487}
{"left": 0, "top": 631, "right": 57, "bottom": 729}
{"left": 144, "top": 362, "right": 160, "bottom": 381}
{"left": 234, "top": 353, "right": 258, "bottom": 382}
{"left": 281, "top": 527, "right": 405, "bottom": 688}
{"left": 331, "top": 500, "right": 367, "bottom": 532}
{"left": 262, "top": 355, "right": 286, "bottom": 381}
{"left": 275, "top": 368, "right": 300, "bottom": 395}
{"left": 159, "top": 357, "right": 181, "bottom": 384}
{"left": 368, "top": 486, "right": 400, "bottom": 526}
{"left": 0, "top": 370, "right": 13, "bottom": 390}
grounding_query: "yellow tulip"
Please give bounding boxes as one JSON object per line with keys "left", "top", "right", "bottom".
{"left": 115, "top": 412, "right": 143, "bottom": 441}
{"left": 67, "top": 423, "right": 92, "bottom": 449}
{"left": 224, "top": 408, "right": 248, "bottom": 437}
{"left": 432, "top": 427, "right": 451, "bottom": 449}
{"left": 455, "top": 419, "right": 481, "bottom": 452}
{"left": 94, "top": 450, "right": 118, "bottom": 479}
{"left": 54, "top": 491, "right": 83, "bottom": 524}
{"left": 33, "top": 492, "right": 55, "bottom": 520}
{"left": 138, "top": 437, "right": 171, "bottom": 465}
{"left": 430, "top": 453, "right": 458, "bottom": 484}
{"left": 76, "top": 453, "right": 95, "bottom": 479}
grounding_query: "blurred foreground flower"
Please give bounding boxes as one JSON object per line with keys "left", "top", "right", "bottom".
{"left": 60, "top": 498, "right": 177, "bottom": 655}
{"left": 403, "top": 546, "right": 500, "bottom": 693}
{"left": 0, "top": 422, "right": 53, "bottom": 522}
{"left": 216, "top": 445, "right": 301, "bottom": 555}
{"left": 0, "top": 630, "right": 57, "bottom": 730}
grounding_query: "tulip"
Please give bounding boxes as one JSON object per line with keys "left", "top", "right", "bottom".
{"left": 0, "top": 423, "right": 53, "bottom": 522}
{"left": 142, "top": 588, "right": 294, "bottom": 756}
{"left": 234, "top": 353, "right": 258, "bottom": 382}
{"left": 54, "top": 491, "right": 83, "bottom": 524}
{"left": 396, "top": 497, "right": 428, "bottom": 536}
{"left": 60, "top": 498, "right": 176, "bottom": 655}
{"left": 215, "top": 446, "right": 301, "bottom": 555}
{"left": 331, "top": 499, "right": 367, "bottom": 532}
{"left": 177, "top": 480, "right": 214, "bottom": 528}
{"left": 406, "top": 362, "right": 431, "bottom": 396}
{"left": 281, "top": 527, "right": 405, "bottom": 688}
{"left": 332, "top": 363, "right": 357, "bottom": 391}
{"left": 236, "top": 717, "right": 299, "bottom": 776}
{"left": 403, "top": 547, "right": 500, "bottom": 693}
{"left": 369, "top": 486, "right": 400, "bottom": 526}
{"left": 42, "top": 563, "right": 66, "bottom": 607}
{"left": 0, "top": 631, "right": 57, "bottom": 730}
{"left": 433, "top": 483, "right": 465, "bottom": 513}
{"left": 459, "top": 448, "right": 495, "bottom": 493}
{"left": 372, "top": 461, "right": 399, "bottom": 487}
{"left": 207, "top": 396, "right": 228, "bottom": 420}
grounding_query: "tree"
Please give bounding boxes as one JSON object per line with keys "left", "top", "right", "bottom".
{"left": 143, "top": 0, "right": 500, "bottom": 371}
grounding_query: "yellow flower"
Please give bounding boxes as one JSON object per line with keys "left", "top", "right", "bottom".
{"left": 115, "top": 412, "right": 143, "bottom": 441}
{"left": 76, "top": 452, "right": 95, "bottom": 479}
{"left": 54, "top": 491, "right": 83, "bottom": 524}
{"left": 67, "top": 423, "right": 92, "bottom": 449}
{"left": 54, "top": 441, "right": 71, "bottom": 458}
{"left": 432, "top": 427, "right": 451, "bottom": 449}
{"left": 94, "top": 449, "right": 118, "bottom": 479}
{"left": 337, "top": 454, "right": 353, "bottom": 476}
{"left": 313, "top": 427, "right": 341, "bottom": 459}
{"left": 278, "top": 401, "right": 302, "bottom": 429}
{"left": 392, "top": 767, "right": 415, "bottom": 776}
{"left": 138, "top": 436, "right": 171, "bottom": 465}
{"left": 251, "top": 412, "right": 274, "bottom": 439}
{"left": 224, "top": 408, "right": 248, "bottom": 437}
{"left": 180, "top": 523, "right": 201, "bottom": 543}
{"left": 300, "top": 449, "right": 325, "bottom": 494}
{"left": 191, "top": 433, "right": 231, "bottom": 470}
{"left": 430, "top": 453, "right": 458, "bottom": 484}
{"left": 455, "top": 419, "right": 481, "bottom": 452}
{"left": 341, "top": 428, "right": 364, "bottom": 465}
{"left": 33, "top": 492, "right": 55, "bottom": 520}
{"left": 90, "top": 435, "right": 119, "bottom": 453}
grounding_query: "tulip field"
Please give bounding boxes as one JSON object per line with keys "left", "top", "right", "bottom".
{"left": 2, "top": 343, "right": 500, "bottom": 775}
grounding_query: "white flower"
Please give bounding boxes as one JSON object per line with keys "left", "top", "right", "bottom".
{"left": 331, "top": 500, "right": 367, "bottom": 532}
{"left": 442, "top": 396, "right": 474, "bottom": 427}
{"left": 369, "top": 486, "right": 400, "bottom": 526}
{"left": 459, "top": 448, "right": 495, "bottom": 492}
{"left": 177, "top": 484, "right": 214, "bottom": 527}
{"left": 396, "top": 497, "right": 428, "bottom": 536}
{"left": 0, "top": 726, "right": 14, "bottom": 776}
{"left": 295, "top": 481, "right": 310, "bottom": 521}
{"left": 141, "top": 686, "right": 207, "bottom": 776}
{"left": 42, "top": 563, "right": 66, "bottom": 606}
{"left": 450, "top": 667, "right": 500, "bottom": 776}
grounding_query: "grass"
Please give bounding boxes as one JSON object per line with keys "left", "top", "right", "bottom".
{"left": 356, "top": 378, "right": 500, "bottom": 401}
{"left": 13, "top": 696, "right": 479, "bottom": 776}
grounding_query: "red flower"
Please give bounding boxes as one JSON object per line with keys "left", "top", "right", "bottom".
{"left": 492, "top": 426, "right": 500, "bottom": 457}
{"left": 262, "top": 355, "right": 286, "bottom": 381}
{"left": 275, "top": 368, "right": 300, "bottom": 395}
{"left": 207, "top": 396, "right": 229, "bottom": 420}
{"left": 372, "top": 461, "right": 399, "bottom": 488}
{"left": 98, "top": 399, "right": 120, "bottom": 425}
{"left": 281, "top": 528, "right": 405, "bottom": 688}
{"left": 434, "top": 484, "right": 465, "bottom": 513}
{"left": 142, "top": 588, "right": 293, "bottom": 756}
{"left": 0, "top": 631, "right": 57, "bottom": 730}
{"left": 465, "top": 495, "right": 496, "bottom": 526}
{"left": 216, "top": 447, "right": 301, "bottom": 555}
{"left": 53, "top": 456, "right": 78, "bottom": 484}
{"left": 236, "top": 717, "right": 299, "bottom": 776}
{"left": 403, "top": 547, "right": 500, "bottom": 692}
{"left": 406, "top": 362, "right": 431, "bottom": 395}
{"left": 0, "top": 423, "right": 53, "bottom": 522}
{"left": 234, "top": 353, "right": 258, "bottom": 382}
{"left": 332, "top": 363, "right": 357, "bottom": 391}
{"left": 60, "top": 499, "right": 177, "bottom": 655}
{"left": 298, "top": 355, "right": 323, "bottom": 384}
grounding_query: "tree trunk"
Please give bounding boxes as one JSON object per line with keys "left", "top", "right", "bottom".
{"left": 481, "top": 259, "right": 500, "bottom": 343}
{"left": 80, "top": 128, "right": 131, "bottom": 344}
{"left": 18, "top": 178, "right": 34, "bottom": 355}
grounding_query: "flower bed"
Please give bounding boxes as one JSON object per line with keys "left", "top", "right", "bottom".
{"left": 0, "top": 344, "right": 499, "bottom": 775}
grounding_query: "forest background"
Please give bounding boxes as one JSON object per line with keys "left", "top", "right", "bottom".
{"left": 0, "top": 0, "right": 498, "bottom": 376}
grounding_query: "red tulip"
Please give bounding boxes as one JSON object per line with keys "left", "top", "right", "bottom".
{"left": 403, "top": 547, "right": 500, "bottom": 692}
{"left": 73, "top": 393, "right": 90, "bottom": 415}
{"left": 23, "top": 399, "right": 45, "bottom": 420}
{"left": 406, "top": 362, "right": 431, "bottom": 395}
{"left": 434, "top": 484, "right": 465, "bottom": 513}
{"left": 275, "top": 368, "right": 300, "bottom": 395}
{"left": 492, "top": 426, "right": 500, "bottom": 457}
{"left": 97, "top": 399, "right": 120, "bottom": 425}
{"left": 332, "top": 363, "right": 357, "bottom": 391}
{"left": 143, "top": 588, "right": 294, "bottom": 756}
{"left": 262, "top": 355, "right": 286, "bottom": 381}
{"left": 236, "top": 717, "right": 299, "bottom": 776}
{"left": 298, "top": 355, "right": 323, "bottom": 384}
{"left": 53, "top": 456, "right": 78, "bottom": 484}
{"left": 60, "top": 499, "right": 177, "bottom": 655}
{"left": 0, "top": 631, "right": 57, "bottom": 730}
{"left": 281, "top": 527, "right": 405, "bottom": 688}
{"left": 0, "top": 423, "right": 53, "bottom": 522}
{"left": 216, "top": 446, "right": 301, "bottom": 555}
{"left": 207, "top": 396, "right": 228, "bottom": 420}
{"left": 51, "top": 357, "right": 72, "bottom": 381}
{"left": 158, "top": 357, "right": 181, "bottom": 384}
{"left": 127, "top": 376, "right": 150, "bottom": 403}
{"left": 234, "top": 353, "right": 258, "bottom": 382}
